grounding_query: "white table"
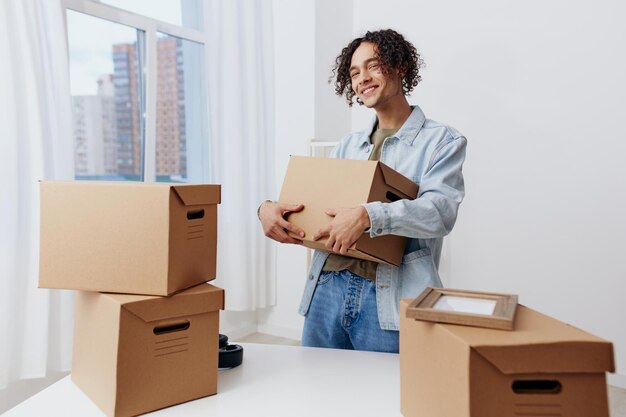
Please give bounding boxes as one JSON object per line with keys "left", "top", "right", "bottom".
{"left": 4, "top": 343, "right": 403, "bottom": 417}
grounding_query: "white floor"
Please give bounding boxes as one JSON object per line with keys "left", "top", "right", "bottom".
{"left": 610, "top": 385, "right": 626, "bottom": 417}
{"left": 234, "top": 332, "right": 300, "bottom": 346}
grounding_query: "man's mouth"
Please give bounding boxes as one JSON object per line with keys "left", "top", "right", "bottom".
{"left": 361, "top": 86, "right": 377, "bottom": 95}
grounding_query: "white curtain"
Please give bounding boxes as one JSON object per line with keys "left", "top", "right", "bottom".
{"left": 206, "top": 0, "right": 277, "bottom": 310}
{"left": 0, "top": 0, "right": 74, "bottom": 392}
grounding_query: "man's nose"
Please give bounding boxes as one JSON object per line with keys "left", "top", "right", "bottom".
{"left": 359, "top": 69, "right": 371, "bottom": 84}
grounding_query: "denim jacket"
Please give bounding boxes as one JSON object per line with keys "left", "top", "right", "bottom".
{"left": 298, "top": 105, "right": 467, "bottom": 330}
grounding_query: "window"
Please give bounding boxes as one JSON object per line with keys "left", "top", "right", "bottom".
{"left": 155, "top": 33, "right": 206, "bottom": 182}
{"left": 63, "top": 0, "right": 207, "bottom": 183}
{"left": 100, "top": 0, "right": 203, "bottom": 30}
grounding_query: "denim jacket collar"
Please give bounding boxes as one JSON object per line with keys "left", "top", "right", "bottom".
{"left": 359, "top": 105, "right": 427, "bottom": 147}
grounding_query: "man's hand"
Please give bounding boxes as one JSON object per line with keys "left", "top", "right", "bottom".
{"left": 259, "top": 201, "right": 305, "bottom": 244}
{"left": 313, "top": 206, "right": 371, "bottom": 255}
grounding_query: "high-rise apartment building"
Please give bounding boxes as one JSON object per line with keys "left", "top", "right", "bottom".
{"left": 111, "top": 38, "right": 187, "bottom": 180}
{"left": 112, "top": 43, "right": 142, "bottom": 177}
{"left": 156, "top": 36, "right": 187, "bottom": 178}
{"left": 72, "top": 38, "right": 187, "bottom": 180}
{"left": 72, "top": 75, "right": 117, "bottom": 177}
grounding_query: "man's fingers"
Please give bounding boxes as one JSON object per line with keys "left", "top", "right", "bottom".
{"left": 332, "top": 239, "right": 343, "bottom": 254}
{"left": 325, "top": 236, "right": 336, "bottom": 252}
{"left": 313, "top": 226, "right": 331, "bottom": 241}
{"left": 281, "top": 203, "right": 304, "bottom": 215}
{"left": 280, "top": 219, "right": 305, "bottom": 238}
{"left": 339, "top": 242, "right": 350, "bottom": 255}
{"left": 324, "top": 208, "right": 337, "bottom": 217}
{"left": 268, "top": 226, "right": 302, "bottom": 245}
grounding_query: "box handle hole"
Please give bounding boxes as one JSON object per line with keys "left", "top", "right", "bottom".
{"left": 386, "top": 191, "right": 402, "bottom": 202}
{"left": 153, "top": 320, "right": 190, "bottom": 335}
{"left": 512, "top": 380, "right": 562, "bottom": 394}
{"left": 187, "top": 209, "right": 205, "bottom": 220}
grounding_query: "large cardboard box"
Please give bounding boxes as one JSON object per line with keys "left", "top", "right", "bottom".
{"left": 39, "top": 181, "right": 220, "bottom": 295}
{"left": 400, "top": 299, "right": 615, "bottom": 417}
{"left": 278, "top": 156, "right": 418, "bottom": 266}
{"left": 72, "top": 283, "right": 224, "bottom": 417}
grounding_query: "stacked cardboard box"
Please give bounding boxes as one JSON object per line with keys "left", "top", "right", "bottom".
{"left": 39, "top": 181, "right": 223, "bottom": 417}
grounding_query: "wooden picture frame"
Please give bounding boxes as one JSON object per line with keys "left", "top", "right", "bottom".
{"left": 406, "top": 287, "right": 518, "bottom": 330}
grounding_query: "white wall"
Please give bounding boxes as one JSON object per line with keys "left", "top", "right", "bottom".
{"left": 314, "top": 0, "right": 352, "bottom": 140}
{"left": 255, "top": 0, "right": 315, "bottom": 339}
{"left": 254, "top": 0, "right": 353, "bottom": 339}
{"left": 259, "top": 0, "right": 626, "bottom": 385}
{"left": 352, "top": 0, "right": 626, "bottom": 378}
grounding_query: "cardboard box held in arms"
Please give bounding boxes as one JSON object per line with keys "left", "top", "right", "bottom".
{"left": 278, "top": 156, "right": 418, "bottom": 266}
{"left": 400, "top": 299, "right": 615, "bottom": 417}
{"left": 39, "top": 181, "right": 220, "bottom": 296}
{"left": 72, "top": 283, "right": 224, "bottom": 417}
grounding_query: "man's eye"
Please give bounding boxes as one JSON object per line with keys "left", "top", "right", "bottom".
{"left": 369, "top": 64, "right": 379, "bottom": 70}
{"left": 350, "top": 72, "right": 359, "bottom": 79}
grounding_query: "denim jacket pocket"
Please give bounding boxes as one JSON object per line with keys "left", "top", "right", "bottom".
{"left": 316, "top": 270, "right": 334, "bottom": 286}
{"left": 402, "top": 247, "right": 432, "bottom": 263}
{"left": 397, "top": 247, "right": 443, "bottom": 300}
{"left": 375, "top": 247, "right": 443, "bottom": 331}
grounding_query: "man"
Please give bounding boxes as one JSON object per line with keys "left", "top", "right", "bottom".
{"left": 258, "top": 29, "right": 466, "bottom": 353}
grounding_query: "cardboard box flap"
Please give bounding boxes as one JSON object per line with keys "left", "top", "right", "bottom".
{"left": 172, "top": 184, "right": 221, "bottom": 206}
{"left": 437, "top": 305, "right": 615, "bottom": 374}
{"left": 473, "top": 341, "right": 615, "bottom": 374}
{"left": 109, "top": 284, "right": 224, "bottom": 322}
{"left": 280, "top": 156, "right": 377, "bottom": 205}
{"left": 378, "top": 162, "right": 419, "bottom": 200}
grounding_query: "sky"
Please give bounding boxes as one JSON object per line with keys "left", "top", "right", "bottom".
{"left": 67, "top": 0, "right": 183, "bottom": 96}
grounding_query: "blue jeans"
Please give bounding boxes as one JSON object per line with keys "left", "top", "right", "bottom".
{"left": 301, "top": 270, "right": 399, "bottom": 353}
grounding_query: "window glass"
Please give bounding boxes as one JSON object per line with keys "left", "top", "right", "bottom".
{"left": 67, "top": 10, "right": 144, "bottom": 180}
{"left": 155, "top": 33, "right": 206, "bottom": 183}
{"left": 101, "top": 0, "right": 204, "bottom": 30}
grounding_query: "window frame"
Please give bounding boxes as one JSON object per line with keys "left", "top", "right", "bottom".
{"left": 62, "top": 0, "right": 208, "bottom": 182}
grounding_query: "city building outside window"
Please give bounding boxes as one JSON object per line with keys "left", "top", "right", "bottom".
{"left": 64, "top": 0, "right": 207, "bottom": 183}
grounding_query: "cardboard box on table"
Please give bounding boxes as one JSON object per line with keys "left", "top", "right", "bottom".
{"left": 72, "top": 283, "right": 224, "bottom": 417}
{"left": 39, "top": 181, "right": 221, "bottom": 296}
{"left": 278, "top": 156, "right": 418, "bottom": 266}
{"left": 399, "top": 300, "right": 615, "bottom": 417}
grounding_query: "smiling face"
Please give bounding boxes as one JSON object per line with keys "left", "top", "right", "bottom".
{"left": 349, "top": 41, "right": 404, "bottom": 111}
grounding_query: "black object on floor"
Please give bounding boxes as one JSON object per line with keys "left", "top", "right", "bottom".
{"left": 218, "top": 334, "right": 244, "bottom": 369}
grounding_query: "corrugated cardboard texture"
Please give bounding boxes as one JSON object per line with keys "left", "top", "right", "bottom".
{"left": 400, "top": 300, "right": 614, "bottom": 417}
{"left": 116, "top": 309, "right": 218, "bottom": 416}
{"left": 168, "top": 188, "right": 219, "bottom": 295}
{"left": 442, "top": 305, "right": 614, "bottom": 373}
{"left": 39, "top": 181, "right": 220, "bottom": 295}
{"left": 108, "top": 282, "right": 225, "bottom": 322}
{"left": 400, "top": 302, "right": 470, "bottom": 417}
{"left": 72, "top": 292, "right": 121, "bottom": 417}
{"left": 469, "top": 350, "right": 610, "bottom": 417}
{"left": 72, "top": 283, "right": 224, "bottom": 417}
{"left": 279, "top": 156, "right": 418, "bottom": 265}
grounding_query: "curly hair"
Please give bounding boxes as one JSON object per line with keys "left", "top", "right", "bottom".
{"left": 330, "top": 29, "right": 424, "bottom": 106}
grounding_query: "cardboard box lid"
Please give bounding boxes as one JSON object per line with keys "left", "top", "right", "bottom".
{"left": 104, "top": 283, "right": 224, "bottom": 322}
{"left": 281, "top": 156, "right": 418, "bottom": 203}
{"left": 41, "top": 181, "right": 220, "bottom": 204}
{"left": 280, "top": 156, "right": 377, "bottom": 205}
{"left": 436, "top": 305, "right": 615, "bottom": 374}
{"left": 172, "top": 184, "right": 221, "bottom": 206}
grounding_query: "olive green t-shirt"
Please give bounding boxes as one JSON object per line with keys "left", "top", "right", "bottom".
{"left": 322, "top": 126, "right": 398, "bottom": 280}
